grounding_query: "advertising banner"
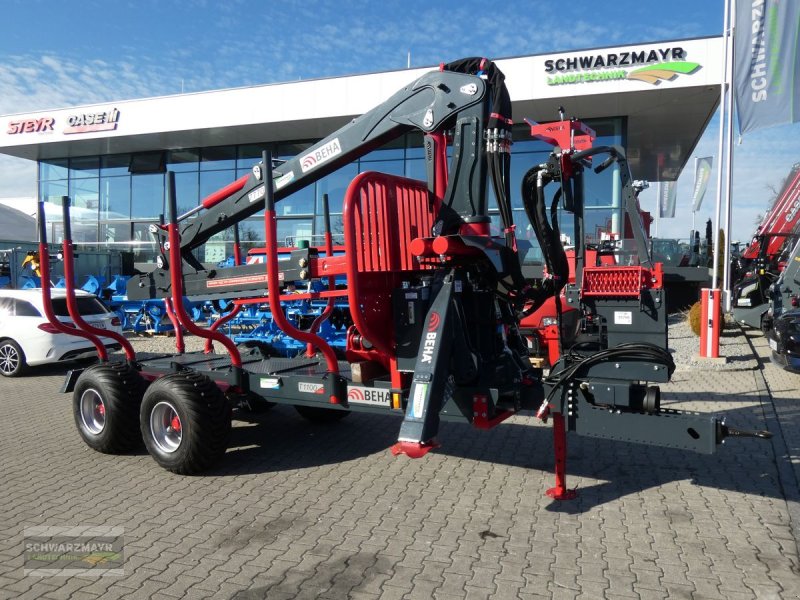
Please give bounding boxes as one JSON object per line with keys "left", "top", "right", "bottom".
{"left": 692, "top": 156, "right": 713, "bottom": 212}
{"left": 659, "top": 181, "right": 678, "bottom": 218}
{"left": 734, "top": 0, "right": 800, "bottom": 134}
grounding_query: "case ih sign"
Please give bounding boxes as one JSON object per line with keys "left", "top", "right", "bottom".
{"left": 64, "top": 108, "right": 120, "bottom": 134}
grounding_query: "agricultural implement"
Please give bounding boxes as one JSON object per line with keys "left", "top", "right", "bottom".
{"left": 42, "top": 58, "right": 770, "bottom": 497}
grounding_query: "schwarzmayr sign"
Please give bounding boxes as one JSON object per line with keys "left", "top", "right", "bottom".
{"left": 545, "top": 46, "right": 701, "bottom": 86}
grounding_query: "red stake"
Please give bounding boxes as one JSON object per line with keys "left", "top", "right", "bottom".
{"left": 546, "top": 412, "right": 577, "bottom": 500}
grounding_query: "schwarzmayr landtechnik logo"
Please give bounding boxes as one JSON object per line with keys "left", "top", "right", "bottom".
{"left": 24, "top": 526, "right": 125, "bottom": 576}
{"left": 545, "top": 46, "right": 701, "bottom": 86}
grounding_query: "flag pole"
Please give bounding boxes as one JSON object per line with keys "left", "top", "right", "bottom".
{"left": 692, "top": 156, "right": 698, "bottom": 239}
{"left": 702, "top": 0, "right": 732, "bottom": 359}
{"left": 711, "top": 0, "right": 732, "bottom": 291}
{"left": 722, "top": 1, "right": 737, "bottom": 312}
{"left": 655, "top": 187, "right": 660, "bottom": 237}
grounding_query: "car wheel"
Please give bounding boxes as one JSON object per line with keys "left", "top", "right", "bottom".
{"left": 73, "top": 362, "right": 147, "bottom": 453}
{"left": 0, "top": 339, "right": 26, "bottom": 377}
{"left": 140, "top": 372, "right": 231, "bottom": 474}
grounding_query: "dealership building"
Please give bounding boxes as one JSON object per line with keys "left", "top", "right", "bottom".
{"left": 0, "top": 36, "right": 723, "bottom": 265}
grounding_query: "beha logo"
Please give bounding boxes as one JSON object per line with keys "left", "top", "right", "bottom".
{"left": 545, "top": 46, "right": 700, "bottom": 86}
{"left": 300, "top": 138, "right": 342, "bottom": 173}
{"left": 421, "top": 311, "right": 441, "bottom": 364}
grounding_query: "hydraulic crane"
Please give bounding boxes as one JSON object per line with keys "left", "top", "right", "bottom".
{"left": 42, "top": 58, "right": 770, "bottom": 492}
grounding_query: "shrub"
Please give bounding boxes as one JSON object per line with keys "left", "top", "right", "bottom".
{"left": 687, "top": 298, "right": 725, "bottom": 337}
{"left": 688, "top": 301, "right": 702, "bottom": 336}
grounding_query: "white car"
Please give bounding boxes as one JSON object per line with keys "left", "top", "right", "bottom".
{"left": 0, "top": 288, "right": 123, "bottom": 377}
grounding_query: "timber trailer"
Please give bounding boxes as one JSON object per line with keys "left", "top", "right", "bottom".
{"left": 41, "top": 58, "right": 770, "bottom": 498}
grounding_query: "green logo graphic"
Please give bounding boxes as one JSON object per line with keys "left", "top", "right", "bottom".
{"left": 626, "top": 61, "right": 701, "bottom": 84}
{"left": 82, "top": 551, "right": 123, "bottom": 566}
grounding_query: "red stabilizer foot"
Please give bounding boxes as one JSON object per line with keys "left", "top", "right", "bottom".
{"left": 390, "top": 439, "right": 440, "bottom": 458}
{"left": 546, "top": 486, "right": 578, "bottom": 501}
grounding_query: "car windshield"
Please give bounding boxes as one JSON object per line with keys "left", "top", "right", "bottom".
{"left": 51, "top": 297, "right": 110, "bottom": 317}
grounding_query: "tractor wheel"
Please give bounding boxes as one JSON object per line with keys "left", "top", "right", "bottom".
{"left": 140, "top": 372, "right": 231, "bottom": 474}
{"left": 73, "top": 362, "right": 146, "bottom": 453}
{"left": 294, "top": 405, "right": 350, "bottom": 423}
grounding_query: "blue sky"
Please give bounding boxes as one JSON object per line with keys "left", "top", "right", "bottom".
{"left": 0, "top": 0, "right": 798, "bottom": 241}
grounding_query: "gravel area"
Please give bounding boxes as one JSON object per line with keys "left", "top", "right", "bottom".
{"left": 667, "top": 312, "right": 758, "bottom": 372}
{"left": 122, "top": 312, "right": 758, "bottom": 373}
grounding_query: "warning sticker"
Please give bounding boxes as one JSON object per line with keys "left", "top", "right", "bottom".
{"left": 410, "top": 383, "right": 427, "bottom": 418}
{"left": 614, "top": 311, "right": 633, "bottom": 325}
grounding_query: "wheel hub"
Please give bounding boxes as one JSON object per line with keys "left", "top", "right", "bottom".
{"left": 150, "top": 401, "right": 182, "bottom": 454}
{"left": 79, "top": 388, "right": 106, "bottom": 435}
{"left": 0, "top": 344, "right": 19, "bottom": 374}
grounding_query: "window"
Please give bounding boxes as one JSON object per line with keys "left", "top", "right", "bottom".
{"left": 316, "top": 163, "right": 357, "bottom": 214}
{"left": 100, "top": 176, "right": 131, "bottom": 219}
{"left": 69, "top": 156, "right": 99, "bottom": 179}
{"left": 129, "top": 152, "right": 166, "bottom": 174}
{"left": 237, "top": 145, "right": 266, "bottom": 171}
{"left": 277, "top": 219, "right": 313, "bottom": 246}
{"left": 174, "top": 171, "right": 199, "bottom": 216}
{"left": 40, "top": 181, "right": 68, "bottom": 204}
{"left": 406, "top": 133, "right": 425, "bottom": 159}
{"left": 167, "top": 149, "right": 200, "bottom": 173}
{"left": 200, "top": 146, "right": 236, "bottom": 171}
{"left": 70, "top": 177, "right": 99, "bottom": 212}
{"left": 361, "top": 138, "right": 405, "bottom": 162}
{"left": 131, "top": 173, "right": 165, "bottom": 219}
{"left": 359, "top": 159, "right": 404, "bottom": 177}
{"left": 314, "top": 214, "right": 344, "bottom": 244}
{"left": 51, "top": 297, "right": 110, "bottom": 316}
{"left": 100, "top": 222, "right": 131, "bottom": 243}
{"left": 100, "top": 154, "right": 131, "bottom": 177}
{"left": 40, "top": 159, "right": 69, "bottom": 181}
{"left": 200, "top": 170, "right": 236, "bottom": 202}
{"left": 405, "top": 159, "right": 425, "bottom": 181}
{"left": 14, "top": 299, "right": 42, "bottom": 317}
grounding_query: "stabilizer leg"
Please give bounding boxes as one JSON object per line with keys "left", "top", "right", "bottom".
{"left": 392, "top": 274, "right": 455, "bottom": 457}
{"left": 546, "top": 412, "right": 578, "bottom": 500}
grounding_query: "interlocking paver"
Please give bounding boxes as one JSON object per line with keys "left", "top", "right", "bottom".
{"left": 1, "top": 325, "right": 799, "bottom": 599}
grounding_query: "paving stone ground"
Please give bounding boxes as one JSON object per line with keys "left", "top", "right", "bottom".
{"left": 0, "top": 326, "right": 799, "bottom": 599}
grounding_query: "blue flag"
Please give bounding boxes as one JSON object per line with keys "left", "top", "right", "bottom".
{"left": 734, "top": 0, "right": 800, "bottom": 134}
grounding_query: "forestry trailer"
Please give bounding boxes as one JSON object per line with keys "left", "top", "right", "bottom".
{"left": 41, "top": 58, "right": 769, "bottom": 498}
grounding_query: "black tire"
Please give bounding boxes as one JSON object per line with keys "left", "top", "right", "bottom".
{"left": 0, "top": 339, "right": 26, "bottom": 377}
{"left": 294, "top": 404, "right": 350, "bottom": 423}
{"left": 73, "top": 362, "right": 146, "bottom": 453}
{"left": 140, "top": 372, "right": 231, "bottom": 474}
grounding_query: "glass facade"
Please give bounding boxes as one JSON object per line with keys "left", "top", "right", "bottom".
{"left": 38, "top": 117, "right": 624, "bottom": 264}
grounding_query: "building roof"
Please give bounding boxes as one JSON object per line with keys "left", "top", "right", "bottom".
{"left": 0, "top": 37, "right": 722, "bottom": 181}
{"left": 0, "top": 204, "right": 35, "bottom": 242}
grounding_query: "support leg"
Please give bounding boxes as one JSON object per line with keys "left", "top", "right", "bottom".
{"left": 546, "top": 412, "right": 577, "bottom": 500}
